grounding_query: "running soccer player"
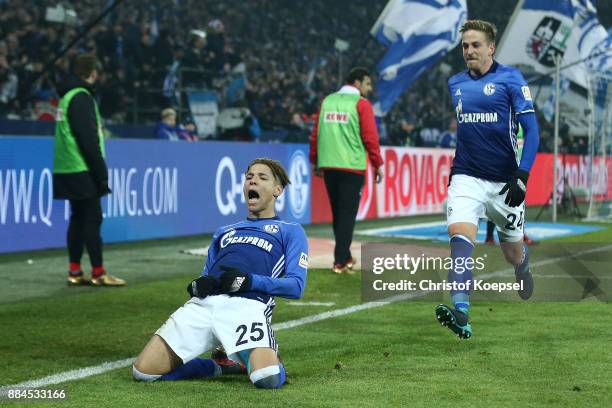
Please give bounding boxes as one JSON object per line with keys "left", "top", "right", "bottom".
{"left": 435, "top": 20, "right": 540, "bottom": 339}
{"left": 132, "top": 158, "right": 308, "bottom": 389}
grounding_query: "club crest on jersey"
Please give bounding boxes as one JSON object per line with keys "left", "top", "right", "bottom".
{"left": 264, "top": 224, "right": 279, "bottom": 233}
{"left": 483, "top": 83, "right": 496, "bottom": 96}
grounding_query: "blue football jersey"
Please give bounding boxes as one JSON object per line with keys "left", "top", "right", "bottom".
{"left": 448, "top": 61, "right": 535, "bottom": 182}
{"left": 202, "top": 216, "right": 309, "bottom": 310}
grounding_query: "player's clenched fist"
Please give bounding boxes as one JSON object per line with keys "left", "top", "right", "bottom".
{"left": 499, "top": 169, "right": 529, "bottom": 207}
{"left": 187, "top": 275, "right": 219, "bottom": 298}
{"left": 218, "top": 265, "right": 252, "bottom": 293}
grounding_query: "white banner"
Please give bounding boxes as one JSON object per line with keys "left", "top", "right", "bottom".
{"left": 187, "top": 91, "right": 218, "bottom": 138}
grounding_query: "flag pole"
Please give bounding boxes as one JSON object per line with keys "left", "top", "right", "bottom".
{"left": 552, "top": 54, "right": 561, "bottom": 223}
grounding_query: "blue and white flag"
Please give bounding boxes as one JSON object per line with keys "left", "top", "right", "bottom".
{"left": 371, "top": 0, "right": 467, "bottom": 115}
{"left": 497, "top": 0, "right": 611, "bottom": 88}
{"left": 572, "top": 0, "right": 612, "bottom": 75}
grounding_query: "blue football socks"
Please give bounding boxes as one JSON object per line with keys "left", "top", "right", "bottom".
{"left": 160, "top": 358, "right": 221, "bottom": 381}
{"left": 448, "top": 234, "right": 474, "bottom": 314}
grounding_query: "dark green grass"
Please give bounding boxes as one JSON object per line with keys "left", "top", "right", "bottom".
{"left": 1, "top": 209, "right": 611, "bottom": 407}
{"left": 1, "top": 300, "right": 610, "bottom": 407}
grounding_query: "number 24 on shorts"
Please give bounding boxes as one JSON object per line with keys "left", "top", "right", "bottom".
{"left": 235, "top": 322, "right": 265, "bottom": 346}
{"left": 505, "top": 210, "right": 524, "bottom": 230}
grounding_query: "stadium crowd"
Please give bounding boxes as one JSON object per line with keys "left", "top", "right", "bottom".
{"left": 0, "top": 0, "right": 609, "bottom": 150}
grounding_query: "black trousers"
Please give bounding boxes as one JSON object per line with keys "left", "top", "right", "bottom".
{"left": 323, "top": 169, "right": 365, "bottom": 265}
{"left": 67, "top": 197, "right": 103, "bottom": 267}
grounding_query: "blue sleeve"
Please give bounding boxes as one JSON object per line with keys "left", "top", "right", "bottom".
{"left": 507, "top": 69, "right": 539, "bottom": 172}
{"left": 202, "top": 228, "right": 222, "bottom": 276}
{"left": 517, "top": 112, "right": 540, "bottom": 172}
{"left": 508, "top": 70, "right": 535, "bottom": 114}
{"left": 250, "top": 224, "right": 308, "bottom": 299}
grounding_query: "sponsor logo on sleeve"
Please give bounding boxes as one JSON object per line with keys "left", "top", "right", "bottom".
{"left": 299, "top": 252, "right": 309, "bottom": 269}
{"left": 521, "top": 86, "right": 532, "bottom": 101}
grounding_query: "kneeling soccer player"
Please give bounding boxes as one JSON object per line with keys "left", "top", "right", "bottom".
{"left": 133, "top": 158, "right": 308, "bottom": 389}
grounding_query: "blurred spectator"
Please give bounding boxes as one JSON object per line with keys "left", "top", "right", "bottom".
{"left": 439, "top": 118, "right": 457, "bottom": 148}
{"left": 389, "top": 119, "right": 419, "bottom": 146}
{"left": 156, "top": 107, "right": 194, "bottom": 141}
{"left": 538, "top": 130, "right": 554, "bottom": 153}
{"left": 0, "top": 0, "right": 609, "bottom": 146}
{"left": 178, "top": 117, "right": 199, "bottom": 141}
{"left": 217, "top": 105, "right": 259, "bottom": 141}
{"left": 0, "top": 54, "right": 18, "bottom": 114}
{"left": 416, "top": 127, "right": 441, "bottom": 148}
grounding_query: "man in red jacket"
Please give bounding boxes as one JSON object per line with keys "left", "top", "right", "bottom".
{"left": 310, "top": 67, "right": 384, "bottom": 274}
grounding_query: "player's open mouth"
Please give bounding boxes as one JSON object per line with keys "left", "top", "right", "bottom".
{"left": 248, "top": 189, "right": 260, "bottom": 203}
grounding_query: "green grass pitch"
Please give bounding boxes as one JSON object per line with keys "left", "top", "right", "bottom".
{"left": 1, "top": 209, "right": 611, "bottom": 407}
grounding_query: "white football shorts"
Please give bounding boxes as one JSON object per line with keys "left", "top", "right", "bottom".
{"left": 155, "top": 294, "right": 277, "bottom": 363}
{"left": 447, "top": 174, "right": 525, "bottom": 242}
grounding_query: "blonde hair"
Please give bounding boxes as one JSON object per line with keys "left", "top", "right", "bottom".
{"left": 461, "top": 20, "right": 497, "bottom": 44}
{"left": 161, "top": 108, "right": 176, "bottom": 119}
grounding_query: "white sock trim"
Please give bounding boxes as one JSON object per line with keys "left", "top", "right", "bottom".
{"left": 450, "top": 234, "right": 474, "bottom": 246}
{"left": 249, "top": 365, "right": 280, "bottom": 383}
{"left": 132, "top": 365, "right": 162, "bottom": 382}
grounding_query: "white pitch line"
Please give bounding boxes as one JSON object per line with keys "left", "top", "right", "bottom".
{"left": 287, "top": 301, "right": 336, "bottom": 307}
{"left": 0, "top": 359, "right": 134, "bottom": 397}
{"left": 2, "top": 243, "right": 611, "bottom": 395}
